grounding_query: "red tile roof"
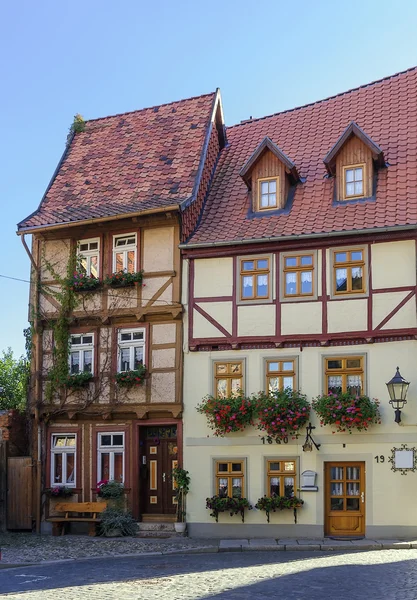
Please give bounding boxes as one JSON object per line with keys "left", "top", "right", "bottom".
{"left": 18, "top": 92, "right": 217, "bottom": 231}
{"left": 187, "top": 67, "right": 417, "bottom": 246}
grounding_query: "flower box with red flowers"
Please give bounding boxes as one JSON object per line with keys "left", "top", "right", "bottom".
{"left": 71, "top": 272, "right": 101, "bottom": 292}
{"left": 255, "top": 390, "right": 311, "bottom": 442}
{"left": 196, "top": 393, "right": 255, "bottom": 436}
{"left": 104, "top": 270, "right": 144, "bottom": 288}
{"left": 312, "top": 391, "right": 381, "bottom": 433}
{"left": 115, "top": 365, "right": 147, "bottom": 388}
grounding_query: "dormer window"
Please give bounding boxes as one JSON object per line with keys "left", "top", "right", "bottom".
{"left": 259, "top": 178, "right": 278, "bottom": 210}
{"left": 344, "top": 165, "right": 365, "bottom": 199}
{"left": 239, "top": 137, "right": 300, "bottom": 215}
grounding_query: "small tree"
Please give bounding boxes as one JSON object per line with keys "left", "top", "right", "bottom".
{"left": 0, "top": 348, "right": 29, "bottom": 411}
{"left": 172, "top": 467, "right": 190, "bottom": 523}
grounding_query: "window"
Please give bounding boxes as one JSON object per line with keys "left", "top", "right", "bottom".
{"left": 78, "top": 238, "right": 99, "bottom": 277}
{"left": 69, "top": 334, "right": 94, "bottom": 375}
{"left": 118, "top": 328, "right": 145, "bottom": 372}
{"left": 97, "top": 433, "right": 124, "bottom": 482}
{"left": 258, "top": 177, "right": 278, "bottom": 210}
{"left": 113, "top": 233, "right": 137, "bottom": 273}
{"left": 325, "top": 356, "right": 364, "bottom": 394}
{"left": 240, "top": 257, "right": 270, "bottom": 301}
{"left": 215, "top": 460, "right": 245, "bottom": 498}
{"left": 266, "top": 359, "right": 296, "bottom": 393}
{"left": 214, "top": 361, "right": 243, "bottom": 398}
{"left": 267, "top": 460, "right": 296, "bottom": 498}
{"left": 283, "top": 254, "right": 314, "bottom": 297}
{"left": 343, "top": 165, "right": 365, "bottom": 199}
{"left": 333, "top": 248, "right": 365, "bottom": 294}
{"left": 51, "top": 434, "right": 76, "bottom": 486}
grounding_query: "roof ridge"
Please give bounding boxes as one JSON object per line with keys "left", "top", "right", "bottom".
{"left": 228, "top": 65, "right": 417, "bottom": 129}
{"left": 86, "top": 90, "right": 217, "bottom": 124}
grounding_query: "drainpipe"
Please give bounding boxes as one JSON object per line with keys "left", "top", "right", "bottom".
{"left": 20, "top": 234, "right": 42, "bottom": 534}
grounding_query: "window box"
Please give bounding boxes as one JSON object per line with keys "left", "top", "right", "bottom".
{"left": 45, "top": 486, "right": 74, "bottom": 498}
{"left": 205, "top": 495, "right": 252, "bottom": 523}
{"left": 197, "top": 394, "right": 255, "bottom": 436}
{"left": 63, "top": 371, "right": 93, "bottom": 389}
{"left": 256, "top": 390, "right": 310, "bottom": 442}
{"left": 312, "top": 391, "right": 381, "bottom": 433}
{"left": 255, "top": 495, "right": 304, "bottom": 523}
{"left": 104, "top": 270, "right": 143, "bottom": 288}
{"left": 115, "top": 366, "right": 146, "bottom": 387}
{"left": 71, "top": 273, "right": 101, "bottom": 292}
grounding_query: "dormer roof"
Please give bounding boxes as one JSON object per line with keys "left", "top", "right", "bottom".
{"left": 239, "top": 136, "right": 300, "bottom": 187}
{"left": 323, "top": 121, "right": 385, "bottom": 176}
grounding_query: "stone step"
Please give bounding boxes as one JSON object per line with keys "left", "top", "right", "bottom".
{"left": 138, "top": 522, "right": 176, "bottom": 532}
{"left": 136, "top": 530, "right": 184, "bottom": 539}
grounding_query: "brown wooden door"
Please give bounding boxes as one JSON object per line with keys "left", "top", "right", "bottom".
{"left": 325, "top": 462, "right": 365, "bottom": 537}
{"left": 7, "top": 457, "right": 33, "bottom": 530}
{"left": 141, "top": 426, "right": 178, "bottom": 515}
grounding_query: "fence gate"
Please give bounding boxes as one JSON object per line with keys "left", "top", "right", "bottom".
{"left": 7, "top": 457, "right": 33, "bottom": 529}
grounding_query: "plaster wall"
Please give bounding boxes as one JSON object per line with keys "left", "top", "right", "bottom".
{"left": 142, "top": 227, "right": 175, "bottom": 272}
{"left": 281, "top": 302, "right": 322, "bottom": 335}
{"left": 327, "top": 299, "right": 368, "bottom": 333}
{"left": 194, "top": 258, "right": 233, "bottom": 298}
{"left": 371, "top": 240, "right": 416, "bottom": 289}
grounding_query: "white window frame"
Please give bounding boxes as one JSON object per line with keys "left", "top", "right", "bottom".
{"left": 51, "top": 433, "right": 77, "bottom": 487}
{"left": 69, "top": 333, "right": 94, "bottom": 375}
{"left": 112, "top": 233, "right": 137, "bottom": 273}
{"left": 97, "top": 432, "right": 125, "bottom": 483}
{"left": 117, "top": 327, "right": 146, "bottom": 372}
{"left": 77, "top": 238, "right": 100, "bottom": 277}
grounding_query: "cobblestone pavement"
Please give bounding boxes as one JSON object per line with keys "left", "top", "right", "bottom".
{"left": 1, "top": 549, "right": 417, "bottom": 599}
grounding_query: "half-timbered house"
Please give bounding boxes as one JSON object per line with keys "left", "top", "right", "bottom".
{"left": 181, "top": 67, "right": 417, "bottom": 538}
{"left": 17, "top": 91, "right": 225, "bottom": 531}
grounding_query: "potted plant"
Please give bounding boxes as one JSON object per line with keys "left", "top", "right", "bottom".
{"left": 115, "top": 365, "right": 147, "bottom": 388}
{"left": 46, "top": 486, "right": 74, "bottom": 498}
{"left": 196, "top": 393, "right": 255, "bottom": 436}
{"left": 205, "top": 495, "right": 252, "bottom": 523}
{"left": 104, "top": 270, "right": 144, "bottom": 288}
{"left": 255, "top": 495, "right": 304, "bottom": 523}
{"left": 172, "top": 467, "right": 190, "bottom": 533}
{"left": 62, "top": 371, "right": 93, "bottom": 389}
{"left": 312, "top": 391, "right": 381, "bottom": 433}
{"left": 255, "top": 390, "right": 310, "bottom": 442}
{"left": 99, "top": 507, "right": 138, "bottom": 537}
{"left": 70, "top": 272, "right": 101, "bottom": 292}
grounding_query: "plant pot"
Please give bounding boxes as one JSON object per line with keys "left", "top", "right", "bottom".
{"left": 174, "top": 522, "right": 187, "bottom": 534}
{"left": 105, "top": 528, "right": 122, "bottom": 537}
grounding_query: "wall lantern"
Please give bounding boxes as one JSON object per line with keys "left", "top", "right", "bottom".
{"left": 302, "top": 423, "right": 321, "bottom": 452}
{"left": 386, "top": 367, "right": 410, "bottom": 424}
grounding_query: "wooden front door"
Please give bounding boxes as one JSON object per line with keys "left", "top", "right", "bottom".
{"left": 7, "top": 457, "right": 33, "bottom": 530}
{"left": 141, "top": 426, "right": 178, "bottom": 515}
{"left": 325, "top": 462, "right": 365, "bottom": 537}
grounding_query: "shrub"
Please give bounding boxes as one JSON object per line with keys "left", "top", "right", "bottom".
{"left": 96, "top": 480, "right": 125, "bottom": 499}
{"left": 312, "top": 391, "right": 381, "bottom": 433}
{"left": 99, "top": 508, "right": 138, "bottom": 537}
{"left": 255, "top": 390, "right": 310, "bottom": 441}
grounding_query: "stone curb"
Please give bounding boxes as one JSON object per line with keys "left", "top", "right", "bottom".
{"left": 0, "top": 540, "right": 416, "bottom": 569}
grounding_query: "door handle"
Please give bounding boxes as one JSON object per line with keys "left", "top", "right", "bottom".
{"left": 162, "top": 472, "right": 166, "bottom": 483}
{"left": 361, "top": 492, "right": 365, "bottom": 503}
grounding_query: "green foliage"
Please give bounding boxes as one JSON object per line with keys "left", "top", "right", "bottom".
{"left": 255, "top": 495, "right": 304, "bottom": 523}
{"left": 115, "top": 366, "right": 146, "bottom": 387}
{"left": 99, "top": 507, "right": 138, "bottom": 537}
{"left": 205, "top": 495, "right": 252, "bottom": 523}
{"left": 67, "top": 114, "right": 85, "bottom": 144}
{"left": 46, "top": 486, "right": 74, "bottom": 498}
{"left": 196, "top": 393, "right": 255, "bottom": 436}
{"left": 104, "top": 270, "right": 144, "bottom": 287}
{"left": 62, "top": 371, "right": 93, "bottom": 389}
{"left": 255, "top": 390, "right": 310, "bottom": 441}
{"left": 71, "top": 272, "right": 101, "bottom": 292}
{"left": 0, "top": 348, "right": 29, "bottom": 411}
{"left": 312, "top": 391, "right": 381, "bottom": 433}
{"left": 97, "top": 481, "right": 125, "bottom": 499}
{"left": 172, "top": 467, "right": 190, "bottom": 522}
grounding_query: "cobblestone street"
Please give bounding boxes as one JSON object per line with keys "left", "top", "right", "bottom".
{"left": 1, "top": 549, "right": 417, "bottom": 599}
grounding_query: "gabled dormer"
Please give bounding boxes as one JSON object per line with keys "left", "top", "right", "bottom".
{"left": 239, "top": 137, "right": 300, "bottom": 213}
{"left": 323, "top": 121, "right": 385, "bottom": 202}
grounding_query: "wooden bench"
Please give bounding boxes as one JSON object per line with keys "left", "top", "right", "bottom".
{"left": 47, "top": 502, "right": 107, "bottom": 536}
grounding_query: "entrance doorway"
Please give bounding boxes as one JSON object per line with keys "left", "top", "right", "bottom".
{"left": 140, "top": 425, "right": 178, "bottom": 519}
{"left": 324, "top": 462, "right": 365, "bottom": 537}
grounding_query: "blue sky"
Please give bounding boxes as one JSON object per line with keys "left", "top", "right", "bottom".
{"left": 1, "top": 0, "right": 416, "bottom": 356}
